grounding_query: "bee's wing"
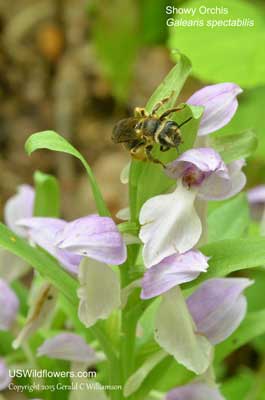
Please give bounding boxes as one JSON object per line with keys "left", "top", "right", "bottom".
{"left": 112, "top": 118, "right": 138, "bottom": 143}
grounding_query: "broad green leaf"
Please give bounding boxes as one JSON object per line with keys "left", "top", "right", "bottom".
{"left": 168, "top": 0, "right": 265, "bottom": 88}
{"left": 187, "top": 238, "right": 265, "bottom": 287}
{"left": 34, "top": 171, "right": 60, "bottom": 217}
{"left": 123, "top": 350, "right": 167, "bottom": 397}
{"left": 209, "top": 129, "right": 257, "bottom": 163}
{"left": 129, "top": 53, "right": 192, "bottom": 221}
{"left": 0, "top": 223, "right": 78, "bottom": 306}
{"left": 25, "top": 131, "right": 109, "bottom": 216}
{"left": 208, "top": 194, "right": 250, "bottom": 242}
{"left": 215, "top": 309, "right": 265, "bottom": 362}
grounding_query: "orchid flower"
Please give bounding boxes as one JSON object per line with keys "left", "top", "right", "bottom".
{"left": 0, "top": 279, "right": 19, "bottom": 331}
{"left": 187, "top": 83, "right": 243, "bottom": 136}
{"left": 38, "top": 333, "right": 97, "bottom": 364}
{"left": 247, "top": 185, "right": 265, "bottom": 224}
{"left": 18, "top": 214, "right": 127, "bottom": 274}
{"left": 154, "top": 278, "right": 252, "bottom": 373}
{"left": 4, "top": 185, "right": 35, "bottom": 237}
{"left": 166, "top": 381, "right": 225, "bottom": 400}
{"left": 140, "top": 148, "right": 246, "bottom": 268}
{"left": 141, "top": 250, "right": 209, "bottom": 299}
{"left": 0, "top": 359, "right": 11, "bottom": 391}
{"left": 55, "top": 215, "right": 127, "bottom": 265}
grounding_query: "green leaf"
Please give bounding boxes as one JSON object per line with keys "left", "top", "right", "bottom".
{"left": 209, "top": 130, "right": 257, "bottom": 163}
{"left": 129, "top": 53, "right": 192, "bottom": 221}
{"left": 215, "top": 309, "right": 265, "bottom": 362}
{"left": 185, "top": 238, "right": 265, "bottom": 288}
{"left": 25, "top": 131, "right": 109, "bottom": 216}
{"left": 168, "top": 0, "right": 265, "bottom": 88}
{"left": 0, "top": 223, "right": 78, "bottom": 306}
{"left": 208, "top": 194, "right": 250, "bottom": 242}
{"left": 123, "top": 350, "right": 167, "bottom": 397}
{"left": 221, "top": 370, "right": 255, "bottom": 400}
{"left": 34, "top": 171, "right": 60, "bottom": 217}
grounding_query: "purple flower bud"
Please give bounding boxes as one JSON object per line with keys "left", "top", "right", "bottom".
{"left": 141, "top": 250, "right": 209, "bottom": 299}
{"left": 166, "top": 381, "right": 225, "bottom": 400}
{"left": 38, "top": 333, "right": 97, "bottom": 363}
{"left": 0, "top": 279, "right": 19, "bottom": 331}
{"left": 0, "top": 359, "right": 11, "bottom": 391}
{"left": 187, "top": 278, "right": 253, "bottom": 344}
{"left": 166, "top": 148, "right": 246, "bottom": 200}
{"left": 56, "top": 215, "right": 127, "bottom": 265}
{"left": 187, "top": 83, "right": 243, "bottom": 136}
{"left": 17, "top": 218, "right": 81, "bottom": 274}
{"left": 4, "top": 185, "right": 35, "bottom": 237}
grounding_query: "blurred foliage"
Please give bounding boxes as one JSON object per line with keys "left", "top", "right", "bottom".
{"left": 169, "top": 0, "right": 265, "bottom": 88}
{"left": 88, "top": 0, "right": 140, "bottom": 102}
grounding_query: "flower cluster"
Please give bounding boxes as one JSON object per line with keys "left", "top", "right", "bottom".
{"left": 0, "top": 80, "right": 256, "bottom": 399}
{"left": 136, "top": 83, "right": 252, "bottom": 393}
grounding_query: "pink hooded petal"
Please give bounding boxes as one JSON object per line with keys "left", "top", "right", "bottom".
{"left": 165, "top": 148, "right": 229, "bottom": 185}
{"left": 187, "top": 83, "right": 243, "bottom": 136}
{"left": 4, "top": 185, "right": 35, "bottom": 237}
{"left": 56, "top": 215, "right": 127, "bottom": 265}
{"left": 166, "top": 381, "right": 225, "bottom": 400}
{"left": 0, "top": 279, "right": 19, "bottom": 331}
{"left": 141, "top": 250, "right": 209, "bottom": 299}
{"left": 0, "top": 359, "right": 11, "bottom": 390}
{"left": 187, "top": 278, "right": 253, "bottom": 344}
{"left": 37, "top": 333, "right": 96, "bottom": 363}
{"left": 17, "top": 218, "right": 81, "bottom": 274}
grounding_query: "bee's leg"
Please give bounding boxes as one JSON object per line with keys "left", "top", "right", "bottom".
{"left": 130, "top": 141, "right": 147, "bottom": 161}
{"left": 151, "top": 92, "right": 175, "bottom": 116}
{"left": 159, "top": 105, "right": 186, "bottom": 121}
{"left": 145, "top": 145, "right": 165, "bottom": 167}
{"left": 134, "top": 107, "right": 148, "bottom": 118}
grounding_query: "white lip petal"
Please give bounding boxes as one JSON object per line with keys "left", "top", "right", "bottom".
{"left": 154, "top": 287, "right": 212, "bottom": 375}
{"left": 78, "top": 259, "right": 121, "bottom": 328}
{"left": 139, "top": 183, "right": 202, "bottom": 268}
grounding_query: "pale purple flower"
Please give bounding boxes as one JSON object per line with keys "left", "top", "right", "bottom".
{"left": 38, "top": 333, "right": 97, "bottom": 363}
{"left": 187, "top": 278, "right": 253, "bottom": 344}
{"left": 56, "top": 215, "right": 127, "bottom": 265}
{"left": 247, "top": 185, "right": 265, "bottom": 221}
{"left": 247, "top": 185, "right": 265, "bottom": 204}
{"left": 4, "top": 185, "right": 35, "bottom": 237}
{"left": 0, "top": 359, "right": 11, "bottom": 391}
{"left": 0, "top": 279, "right": 19, "bottom": 331}
{"left": 17, "top": 218, "right": 81, "bottom": 274}
{"left": 141, "top": 250, "right": 209, "bottom": 299}
{"left": 166, "top": 381, "right": 225, "bottom": 400}
{"left": 187, "top": 83, "right": 243, "bottom": 136}
{"left": 166, "top": 148, "right": 246, "bottom": 200}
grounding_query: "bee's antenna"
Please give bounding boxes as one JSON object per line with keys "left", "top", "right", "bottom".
{"left": 178, "top": 117, "right": 192, "bottom": 128}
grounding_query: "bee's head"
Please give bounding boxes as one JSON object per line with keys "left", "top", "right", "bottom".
{"left": 112, "top": 118, "right": 139, "bottom": 143}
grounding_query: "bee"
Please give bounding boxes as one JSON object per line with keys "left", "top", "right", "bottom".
{"left": 111, "top": 94, "right": 192, "bottom": 166}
